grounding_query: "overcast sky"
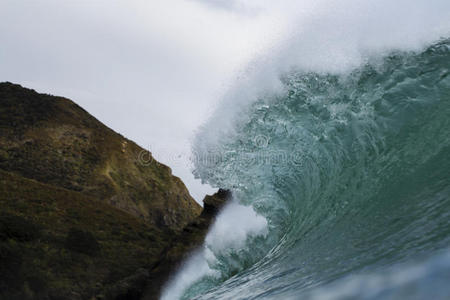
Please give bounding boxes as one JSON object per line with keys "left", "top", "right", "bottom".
{"left": 2, "top": 0, "right": 449, "bottom": 202}
{"left": 0, "top": 0, "right": 286, "bottom": 202}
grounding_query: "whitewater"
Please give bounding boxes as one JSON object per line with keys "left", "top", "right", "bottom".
{"left": 162, "top": 0, "right": 450, "bottom": 299}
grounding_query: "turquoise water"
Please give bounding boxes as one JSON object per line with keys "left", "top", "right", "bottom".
{"left": 169, "top": 40, "right": 450, "bottom": 299}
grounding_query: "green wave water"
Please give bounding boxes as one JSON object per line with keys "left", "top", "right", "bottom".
{"left": 166, "top": 40, "right": 450, "bottom": 299}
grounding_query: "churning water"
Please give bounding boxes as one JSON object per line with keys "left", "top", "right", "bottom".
{"left": 162, "top": 1, "right": 450, "bottom": 298}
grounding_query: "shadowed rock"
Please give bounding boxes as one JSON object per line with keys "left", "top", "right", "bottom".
{"left": 141, "top": 189, "right": 232, "bottom": 300}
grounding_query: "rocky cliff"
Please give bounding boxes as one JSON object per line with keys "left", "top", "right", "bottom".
{"left": 0, "top": 82, "right": 225, "bottom": 300}
{"left": 143, "top": 189, "right": 231, "bottom": 300}
{"left": 0, "top": 82, "right": 201, "bottom": 230}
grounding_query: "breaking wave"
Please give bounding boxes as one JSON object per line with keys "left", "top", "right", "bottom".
{"left": 163, "top": 1, "right": 450, "bottom": 297}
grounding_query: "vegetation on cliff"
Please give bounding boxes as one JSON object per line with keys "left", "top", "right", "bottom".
{"left": 0, "top": 82, "right": 206, "bottom": 299}
{"left": 0, "top": 82, "right": 201, "bottom": 230}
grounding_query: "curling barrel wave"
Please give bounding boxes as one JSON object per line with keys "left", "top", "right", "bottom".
{"left": 167, "top": 40, "right": 450, "bottom": 300}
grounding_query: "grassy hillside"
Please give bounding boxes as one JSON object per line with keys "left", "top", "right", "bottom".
{"left": 0, "top": 82, "right": 201, "bottom": 230}
{"left": 0, "top": 170, "right": 171, "bottom": 299}
{"left": 0, "top": 82, "right": 204, "bottom": 299}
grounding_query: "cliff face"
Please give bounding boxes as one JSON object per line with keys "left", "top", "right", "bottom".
{"left": 0, "top": 82, "right": 208, "bottom": 299}
{"left": 0, "top": 82, "right": 201, "bottom": 230}
{"left": 143, "top": 189, "right": 231, "bottom": 300}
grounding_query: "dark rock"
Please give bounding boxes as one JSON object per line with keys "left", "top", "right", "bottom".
{"left": 100, "top": 268, "right": 150, "bottom": 300}
{"left": 142, "top": 189, "right": 232, "bottom": 300}
{"left": 65, "top": 228, "right": 100, "bottom": 256}
{"left": 203, "top": 188, "right": 231, "bottom": 216}
{"left": 0, "top": 213, "right": 41, "bottom": 242}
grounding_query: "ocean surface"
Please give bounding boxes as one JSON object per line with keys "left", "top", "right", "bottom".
{"left": 161, "top": 38, "right": 450, "bottom": 300}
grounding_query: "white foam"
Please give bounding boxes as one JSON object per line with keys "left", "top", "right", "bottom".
{"left": 194, "top": 0, "right": 450, "bottom": 151}
{"left": 161, "top": 200, "right": 268, "bottom": 300}
{"left": 160, "top": 248, "right": 218, "bottom": 300}
{"left": 205, "top": 201, "right": 268, "bottom": 253}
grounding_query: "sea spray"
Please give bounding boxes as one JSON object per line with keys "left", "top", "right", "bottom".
{"left": 161, "top": 200, "right": 269, "bottom": 299}
{"left": 193, "top": 0, "right": 450, "bottom": 149}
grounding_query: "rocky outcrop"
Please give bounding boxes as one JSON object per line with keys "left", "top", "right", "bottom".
{"left": 143, "top": 189, "right": 231, "bottom": 300}
{"left": 90, "top": 190, "right": 231, "bottom": 300}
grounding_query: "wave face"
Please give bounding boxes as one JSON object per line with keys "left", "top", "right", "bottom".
{"left": 169, "top": 40, "right": 450, "bottom": 299}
